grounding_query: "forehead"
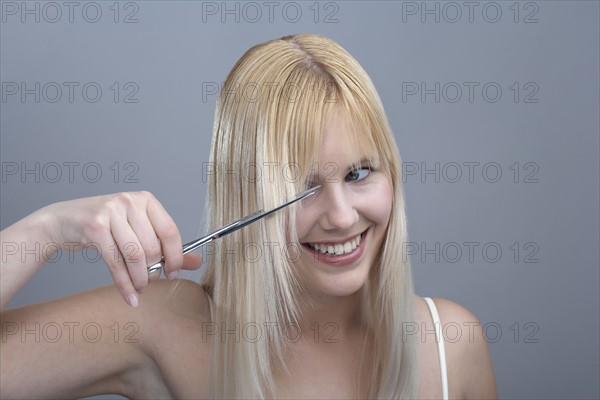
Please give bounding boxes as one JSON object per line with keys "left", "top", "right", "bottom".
{"left": 318, "top": 107, "right": 378, "bottom": 165}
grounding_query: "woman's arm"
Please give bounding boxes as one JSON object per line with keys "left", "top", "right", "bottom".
{"left": 1, "top": 285, "right": 153, "bottom": 398}
{"left": 0, "top": 279, "right": 212, "bottom": 399}
{"left": 1, "top": 206, "right": 54, "bottom": 310}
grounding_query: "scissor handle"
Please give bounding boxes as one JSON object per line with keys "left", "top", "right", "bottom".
{"left": 147, "top": 235, "right": 216, "bottom": 275}
{"left": 146, "top": 215, "right": 257, "bottom": 274}
{"left": 147, "top": 260, "right": 165, "bottom": 275}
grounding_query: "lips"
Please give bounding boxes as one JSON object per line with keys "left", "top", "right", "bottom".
{"left": 301, "top": 229, "right": 369, "bottom": 267}
{"left": 306, "top": 233, "right": 362, "bottom": 256}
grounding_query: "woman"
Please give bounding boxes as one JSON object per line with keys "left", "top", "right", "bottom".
{"left": 0, "top": 34, "right": 496, "bottom": 399}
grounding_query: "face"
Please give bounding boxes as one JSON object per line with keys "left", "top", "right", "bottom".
{"left": 293, "top": 109, "right": 393, "bottom": 299}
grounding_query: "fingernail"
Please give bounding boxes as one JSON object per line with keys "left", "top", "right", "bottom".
{"left": 127, "top": 292, "right": 139, "bottom": 307}
{"left": 167, "top": 270, "right": 179, "bottom": 280}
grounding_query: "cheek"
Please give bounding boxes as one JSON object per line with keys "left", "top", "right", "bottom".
{"left": 293, "top": 178, "right": 394, "bottom": 239}
{"left": 294, "top": 207, "right": 315, "bottom": 241}
{"left": 363, "top": 178, "right": 393, "bottom": 226}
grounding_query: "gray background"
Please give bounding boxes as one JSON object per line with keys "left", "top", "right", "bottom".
{"left": 1, "top": 1, "right": 598, "bottom": 399}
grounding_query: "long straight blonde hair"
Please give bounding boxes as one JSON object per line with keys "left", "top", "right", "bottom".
{"left": 199, "top": 33, "right": 418, "bottom": 399}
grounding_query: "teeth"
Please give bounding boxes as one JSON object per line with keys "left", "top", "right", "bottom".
{"left": 307, "top": 234, "right": 362, "bottom": 256}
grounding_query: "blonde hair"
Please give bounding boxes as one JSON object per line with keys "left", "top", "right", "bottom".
{"left": 200, "top": 33, "right": 418, "bottom": 399}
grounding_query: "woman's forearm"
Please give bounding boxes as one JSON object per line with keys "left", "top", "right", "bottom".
{"left": 0, "top": 206, "right": 54, "bottom": 310}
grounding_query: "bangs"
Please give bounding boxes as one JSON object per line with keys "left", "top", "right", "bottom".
{"left": 276, "top": 76, "right": 389, "bottom": 194}
{"left": 328, "top": 95, "right": 385, "bottom": 174}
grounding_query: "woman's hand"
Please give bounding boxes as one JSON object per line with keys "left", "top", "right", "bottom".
{"left": 28, "top": 191, "right": 201, "bottom": 307}
{"left": 45, "top": 191, "right": 203, "bottom": 306}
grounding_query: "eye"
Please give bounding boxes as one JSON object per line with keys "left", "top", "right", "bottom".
{"left": 345, "top": 167, "right": 371, "bottom": 182}
{"left": 304, "top": 179, "right": 320, "bottom": 190}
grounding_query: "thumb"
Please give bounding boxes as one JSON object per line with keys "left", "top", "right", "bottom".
{"left": 181, "top": 253, "right": 203, "bottom": 271}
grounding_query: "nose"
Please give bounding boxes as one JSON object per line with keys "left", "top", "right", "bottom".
{"left": 318, "top": 184, "right": 359, "bottom": 231}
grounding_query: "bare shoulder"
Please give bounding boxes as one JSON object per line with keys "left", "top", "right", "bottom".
{"left": 135, "top": 278, "right": 213, "bottom": 355}
{"left": 54, "top": 278, "right": 213, "bottom": 398}
{"left": 138, "top": 278, "right": 211, "bottom": 321}
{"left": 416, "top": 295, "right": 498, "bottom": 399}
{"left": 132, "top": 279, "right": 213, "bottom": 398}
{"left": 418, "top": 296, "right": 481, "bottom": 328}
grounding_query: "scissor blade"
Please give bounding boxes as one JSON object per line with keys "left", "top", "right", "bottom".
{"left": 181, "top": 185, "right": 321, "bottom": 255}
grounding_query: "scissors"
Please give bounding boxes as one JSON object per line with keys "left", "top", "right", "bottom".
{"left": 147, "top": 185, "right": 321, "bottom": 274}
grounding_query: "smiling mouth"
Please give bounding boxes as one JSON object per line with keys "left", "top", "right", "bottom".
{"left": 303, "top": 229, "right": 368, "bottom": 256}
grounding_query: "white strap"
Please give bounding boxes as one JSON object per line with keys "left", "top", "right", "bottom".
{"left": 424, "top": 297, "right": 449, "bottom": 400}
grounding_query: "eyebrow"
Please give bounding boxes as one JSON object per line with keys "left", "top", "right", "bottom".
{"left": 344, "top": 157, "right": 375, "bottom": 172}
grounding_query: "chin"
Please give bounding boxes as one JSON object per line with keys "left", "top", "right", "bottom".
{"left": 297, "top": 265, "right": 371, "bottom": 299}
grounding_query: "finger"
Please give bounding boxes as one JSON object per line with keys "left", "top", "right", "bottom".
{"left": 148, "top": 267, "right": 162, "bottom": 283}
{"left": 146, "top": 199, "right": 183, "bottom": 279}
{"left": 110, "top": 216, "right": 149, "bottom": 292}
{"left": 95, "top": 234, "right": 139, "bottom": 307}
{"left": 181, "top": 253, "right": 203, "bottom": 271}
{"left": 126, "top": 208, "right": 164, "bottom": 268}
